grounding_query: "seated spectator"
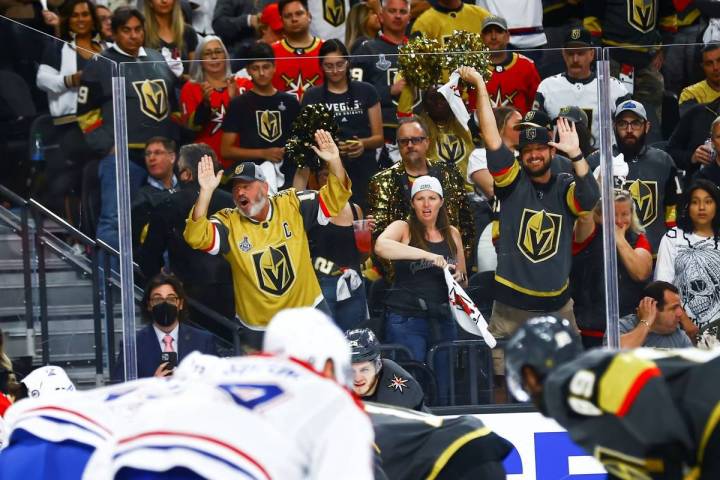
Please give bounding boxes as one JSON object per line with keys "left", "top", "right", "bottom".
{"left": 481, "top": 15, "right": 540, "bottom": 115}
{"left": 303, "top": 39, "right": 383, "bottom": 210}
{"left": 113, "top": 273, "right": 217, "bottom": 381}
{"left": 143, "top": 0, "right": 198, "bottom": 77}
{"left": 694, "top": 116, "right": 720, "bottom": 185}
{"left": 679, "top": 44, "right": 720, "bottom": 117}
{"left": 571, "top": 189, "right": 653, "bottom": 349}
{"left": 221, "top": 41, "right": 300, "bottom": 193}
{"left": 346, "top": 328, "right": 426, "bottom": 411}
{"left": 131, "top": 137, "right": 178, "bottom": 248}
{"left": 374, "top": 176, "right": 466, "bottom": 404}
{"left": 345, "top": 1, "right": 380, "bottom": 54}
{"left": 656, "top": 179, "right": 720, "bottom": 347}
{"left": 95, "top": 5, "right": 113, "bottom": 42}
{"left": 295, "top": 164, "right": 371, "bottom": 330}
{"left": 181, "top": 35, "right": 243, "bottom": 169}
{"left": 609, "top": 281, "right": 693, "bottom": 349}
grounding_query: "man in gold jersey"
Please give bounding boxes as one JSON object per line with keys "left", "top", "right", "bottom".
{"left": 184, "top": 130, "right": 351, "bottom": 349}
{"left": 410, "top": 0, "right": 490, "bottom": 46}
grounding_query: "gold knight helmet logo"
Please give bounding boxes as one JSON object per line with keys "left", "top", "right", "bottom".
{"left": 628, "top": 0, "right": 656, "bottom": 34}
{"left": 256, "top": 110, "right": 282, "bottom": 142}
{"left": 323, "top": 0, "right": 346, "bottom": 27}
{"left": 252, "top": 244, "right": 296, "bottom": 296}
{"left": 570, "top": 28, "right": 581, "bottom": 40}
{"left": 438, "top": 134, "right": 465, "bottom": 165}
{"left": 627, "top": 179, "right": 658, "bottom": 226}
{"left": 132, "top": 79, "right": 169, "bottom": 122}
{"left": 518, "top": 209, "right": 562, "bottom": 263}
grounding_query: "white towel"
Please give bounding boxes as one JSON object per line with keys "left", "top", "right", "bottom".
{"left": 257, "top": 161, "right": 285, "bottom": 195}
{"left": 442, "top": 267, "right": 496, "bottom": 347}
{"left": 438, "top": 71, "right": 470, "bottom": 131}
{"left": 336, "top": 268, "right": 363, "bottom": 302}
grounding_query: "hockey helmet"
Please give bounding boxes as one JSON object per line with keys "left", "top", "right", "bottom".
{"left": 263, "top": 308, "right": 352, "bottom": 387}
{"left": 21, "top": 365, "right": 76, "bottom": 399}
{"left": 345, "top": 328, "right": 381, "bottom": 364}
{"left": 504, "top": 316, "right": 583, "bottom": 402}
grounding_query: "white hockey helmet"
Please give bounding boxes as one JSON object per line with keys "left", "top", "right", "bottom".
{"left": 21, "top": 365, "right": 75, "bottom": 399}
{"left": 263, "top": 308, "right": 352, "bottom": 387}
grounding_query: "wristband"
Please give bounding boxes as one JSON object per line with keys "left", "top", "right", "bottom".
{"left": 570, "top": 153, "right": 584, "bottom": 163}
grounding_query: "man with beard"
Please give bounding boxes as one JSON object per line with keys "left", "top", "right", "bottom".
{"left": 587, "top": 100, "right": 679, "bottom": 255}
{"left": 184, "top": 130, "right": 352, "bottom": 349}
{"left": 460, "top": 65, "right": 599, "bottom": 338}
{"left": 505, "top": 316, "right": 720, "bottom": 479}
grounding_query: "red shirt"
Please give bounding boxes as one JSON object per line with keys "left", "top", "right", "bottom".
{"left": 0, "top": 393, "right": 11, "bottom": 417}
{"left": 484, "top": 52, "right": 541, "bottom": 115}
{"left": 271, "top": 38, "right": 324, "bottom": 101}
{"left": 180, "top": 77, "right": 254, "bottom": 169}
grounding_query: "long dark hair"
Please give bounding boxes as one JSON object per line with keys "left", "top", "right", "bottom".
{"left": 318, "top": 38, "right": 356, "bottom": 100}
{"left": 407, "top": 198, "right": 457, "bottom": 258}
{"left": 678, "top": 179, "right": 720, "bottom": 242}
{"left": 141, "top": 273, "right": 189, "bottom": 324}
{"left": 60, "top": 0, "right": 100, "bottom": 41}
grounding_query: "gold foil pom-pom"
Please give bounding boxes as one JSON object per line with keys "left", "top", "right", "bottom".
{"left": 443, "top": 30, "right": 492, "bottom": 80}
{"left": 285, "top": 103, "right": 339, "bottom": 170}
{"left": 398, "top": 36, "right": 444, "bottom": 90}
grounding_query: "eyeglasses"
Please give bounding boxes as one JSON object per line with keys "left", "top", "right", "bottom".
{"left": 616, "top": 119, "right": 644, "bottom": 130}
{"left": 397, "top": 136, "right": 427, "bottom": 146}
{"left": 202, "top": 48, "right": 225, "bottom": 59}
{"left": 98, "top": 16, "right": 112, "bottom": 23}
{"left": 145, "top": 149, "right": 169, "bottom": 157}
{"left": 149, "top": 294, "right": 179, "bottom": 307}
{"left": 322, "top": 60, "right": 348, "bottom": 72}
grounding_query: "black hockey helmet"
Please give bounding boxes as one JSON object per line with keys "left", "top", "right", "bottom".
{"left": 345, "top": 328, "right": 381, "bottom": 364}
{"left": 504, "top": 316, "right": 583, "bottom": 402}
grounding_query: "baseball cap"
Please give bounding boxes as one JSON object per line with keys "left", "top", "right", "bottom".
{"left": 411, "top": 175, "right": 444, "bottom": 199}
{"left": 615, "top": 100, "right": 647, "bottom": 121}
{"left": 564, "top": 27, "right": 593, "bottom": 48}
{"left": 515, "top": 110, "right": 552, "bottom": 131}
{"left": 229, "top": 161, "right": 267, "bottom": 182}
{"left": 518, "top": 127, "right": 551, "bottom": 151}
{"left": 557, "top": 105, "right": 589, "bottom": 129}
{"left": 481, "top": 15, "right": 508, "bottom": 32}
{"left": 260, "top": 3, "right": 283, "bottom": 33}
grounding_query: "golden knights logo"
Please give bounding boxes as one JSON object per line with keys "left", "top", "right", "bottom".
{"left": 517, "top": 209, "right": 562, "bottom": 263}
{"left": 132, "top": 79, "right": 169, "bottom": 122}
{"left": 627, "top": 0, "right": 656, "bottom": 34}
{"left": 256, "top": 110, "right": 282, "bottom": 142}
{"left": 627, "top": 179, "right": 658, "bottom": 227}
{"left": 252, "top": 244, "right": 296, "bottom": 296}
{"left": 323, "top": 0, "right": 346, "bottom": 27}
{"left": 570, "top": 28, "right": 582, "bottom": 41}
{"left": 595, "top": 446, "right": 659, "bottom": 480}
{"left": 437, "top": 134, "right": 466, "bottom": 165}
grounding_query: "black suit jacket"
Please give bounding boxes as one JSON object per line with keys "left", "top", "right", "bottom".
{"left": 112, "top": 323, "right": 217, "bottom": 381}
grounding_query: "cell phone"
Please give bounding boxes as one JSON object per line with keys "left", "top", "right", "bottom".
{"left": 160, "top": 351, "right": 178, "bottom": 370}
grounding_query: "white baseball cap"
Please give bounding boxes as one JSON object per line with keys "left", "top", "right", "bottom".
{"left": 411, "top": 175, "right": 443, "bottom": 199}
{"left": 21, "top": 365, "right": 75, "bottom": 398}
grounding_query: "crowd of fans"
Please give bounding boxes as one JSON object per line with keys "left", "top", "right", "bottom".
{"left": 4, "top": 0, "right": 720, "bottom": 406}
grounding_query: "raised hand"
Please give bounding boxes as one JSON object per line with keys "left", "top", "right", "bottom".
{"left": 311, "top": 129, "right": 341, "bottom": 165}
{"left": 458, "top": 66, "right": 485, "bottom": 88}
{"left": 548, "top": 117, "right": 581, "bottom": 159}
{"left": 197, "top": 155, "right": 223, "bottom": 193}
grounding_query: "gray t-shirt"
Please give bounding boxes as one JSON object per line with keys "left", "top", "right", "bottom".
{"left": 610, "top": 314, "right": 693, "bottom": 348}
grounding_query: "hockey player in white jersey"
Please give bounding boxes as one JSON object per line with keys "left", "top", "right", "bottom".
{"left": 175, "top": 307, "right": 375, "bottom": 480}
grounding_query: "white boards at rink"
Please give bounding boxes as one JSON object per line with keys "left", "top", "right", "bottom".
{"left": 476, "top": 412, "right": 608, "bottom": 479}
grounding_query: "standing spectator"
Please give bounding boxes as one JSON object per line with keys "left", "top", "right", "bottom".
{"left": 345, "top": 1, "right": 381, "bottom": 53}
{"left": 271, "top": 0, "right": 324, "bottom": 101}
{"left": 367, "top": 117, "right": 475, "bottom": 271}
{"left": 181, "top": 35, "right": 244, "bottom": 169}
{"left": 36, "top": 0, "right": 106, "bottom": 222}
{"left": 587, "top": 100, "right": 680, "bottom": 254}
{"left": 410, "top": 0, "right": 490, "bottom": 46}
{"left": 113, "top": 273, "right": 217, "bottom": 381}
{"left": 476, "top": 0, "right": 547, "bottom": 64}
{"left": 534, "top": 27, "right": 630, "bottom": 145}
{"left": 212, "top": 0, "right": 258, "bottom": 61}
{"left": 679, "top": 43, "right": 720, "bottom": 117}
{"left": 221, "top": 42, "right": 300, "bottom": 193}
{"left": 656, "top": 179, "right": 720, "bottom": 345}
{"left": 132, "top": 137, "right": 178, "bottom": 249}
{"left": 143, "top": 0, "right": 199, "bottom": 77}
{"left": 571, "top": 189, "right": 653, "bottom": 349}
{"left": 583, "top": 0, "right": 677, "bottom": 138}
{"left": 139, "top": 143, "right": 235, "bottom": 323}
{"left": 611, "top": 281, "right": 693, "bottom": 348}
{"left": 481, "top": 15, "right": 541, "bottom": 115}
{"left": 296, "top": 165, "right": 371, "bottom": 330}
{"left": 95, "top": 4, "right": 114, "bottom": 42}
{"left": 667, "top": 98, "right": 720, "bottom": 184}
{"left": 184, "top": 131, "right": 352, "bottom": 350}
{"left": 351, "top": 0, "right": 412, "bottom": 148}
{"left": 374, "top": 176, "right": 466, "bottom": 404}
{"left": 462, "top": 65, "right": 600, "bottom": 337}
{"left": 302, "top": 39, "right": 383, "bottom": 210}
{"left": 77, "top": 7, "right": 180, "bottom": 250}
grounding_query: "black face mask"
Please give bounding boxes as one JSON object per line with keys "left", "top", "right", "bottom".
{"left": 151, "top": 302, "right": 178, "bottom": 327}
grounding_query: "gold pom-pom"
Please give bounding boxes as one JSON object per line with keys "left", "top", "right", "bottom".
{"left": 285, "top": 104, "right": 339, "bottom": 170}
{"left": 443, "top": 30, "right": 492, "bottom": 80}
{"left": 397, "top": 36, "right": 444, "bottom": 90}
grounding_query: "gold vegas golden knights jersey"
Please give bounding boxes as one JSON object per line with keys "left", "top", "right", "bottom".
{"left": 184, "top": 174, "right": 351, "bottom": 328}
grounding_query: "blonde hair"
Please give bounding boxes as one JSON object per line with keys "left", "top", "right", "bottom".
{"left": 345, "top": 2, "right": 377, "bottom": 50}
{"left": 0, "top": 328, "right": 16, "bottom": 384}
{"left": 143, "top": 0, "right": 186, "bottom": 55}
{"left": 594, "top": 190, "right": 645, "bottom": 234}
